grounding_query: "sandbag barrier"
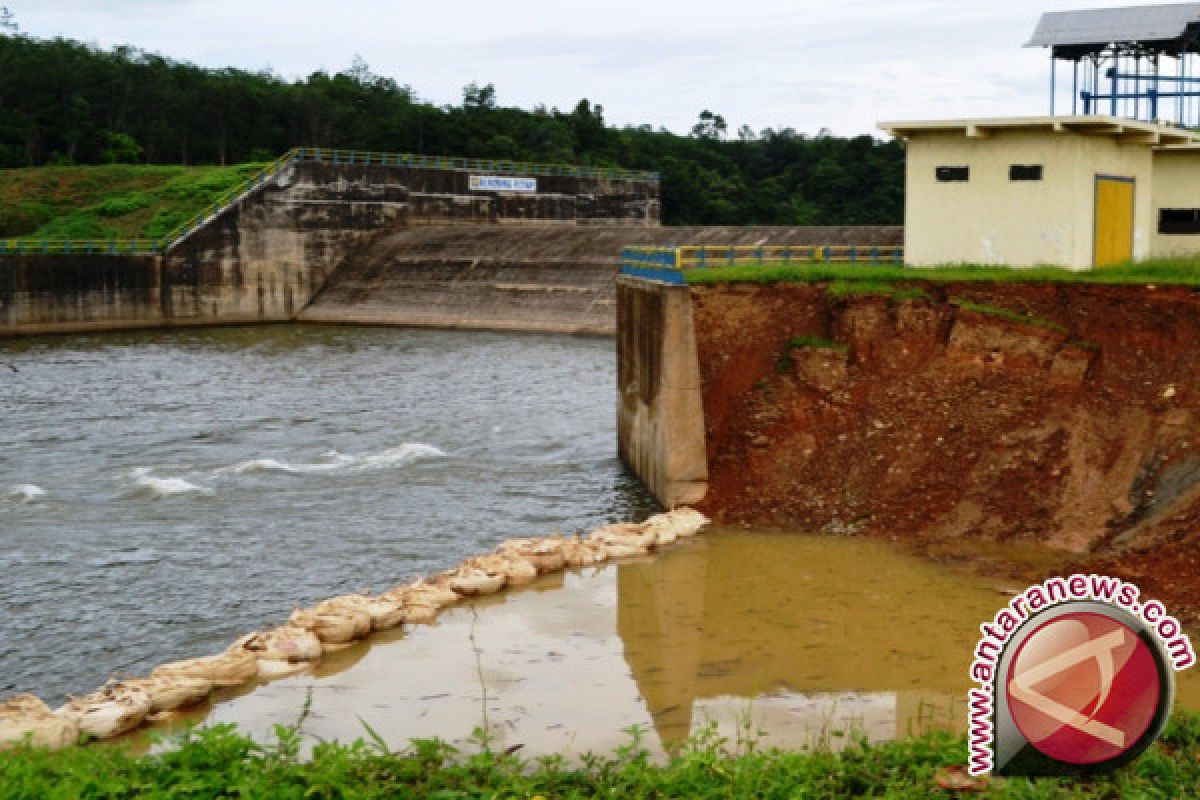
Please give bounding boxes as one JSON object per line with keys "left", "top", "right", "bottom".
{"left": 0, "top": 508, "right": 710, "bottom": 750}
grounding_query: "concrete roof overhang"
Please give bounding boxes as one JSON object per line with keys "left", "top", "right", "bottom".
{"left": 877, "top": 115, "right": 1200, "bottom": 148}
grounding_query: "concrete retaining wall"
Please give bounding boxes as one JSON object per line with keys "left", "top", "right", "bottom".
{"left": 616, "top": 276, "right": 708, "bottom": 508}
{"left": 0, "top": 255, "right": 162, "bottom": 334}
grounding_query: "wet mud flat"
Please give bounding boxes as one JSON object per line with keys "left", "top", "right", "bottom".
{"left": 130, "top": 530, "right": 1200, "bottom": 758}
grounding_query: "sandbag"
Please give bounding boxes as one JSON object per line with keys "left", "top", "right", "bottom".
{"left": 153, "top": 648, "right": 258, "bottom": 688}
{"left": 233, "top": 627, "right": 323, "bottom": 663}
{"left": 471, "top": 554, "right": 537, "bottom": 587}
{"left": 400, "top": 604, "right": 438, "bottom": 625}
{"left": 288, "top": 607, "right": 370, "bottom": 645}
{"left": 560, "top": 537, "right": 608, "bottom": 567}
{"left": 316, "top": 597, "right": 375, "bottom": 633}
{"left": 444, "top": 565, "right": 506, "bottom": 596}
{"left": 588, "top": 522, "right": 657, "bottom": 550}
{"left": 379, "top": 583, "right": 448, "bottom": 624}
{"left": 0, "top": 694, "right": 79, "bottom": 751}
{"left": 121, "top": 676, "right": 212, "bottom": 713}
{"left": 60, "top": 683, "right": 152, "bottom": 740}
{"left": 643, "top": 508, "right": 710, "bottom": 544}
{"left": 601, "top": 541, "right": 649, "bottom": 559}
{"left": 361, "top": 597, "right": 408, "bottom": 630}
{"left": 497, "top": 537, "right": 566, "bottom": 573}
{"left": 393, "top": 580, "right": 459, "bottom": 610}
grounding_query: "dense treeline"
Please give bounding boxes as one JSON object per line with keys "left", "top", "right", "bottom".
{"left": 0, "top": 25, "right": 904, "bottom": 225}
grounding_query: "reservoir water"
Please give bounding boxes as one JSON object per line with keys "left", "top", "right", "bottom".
{"left": 0, "top": 326, "right": 655, "bottom": 705}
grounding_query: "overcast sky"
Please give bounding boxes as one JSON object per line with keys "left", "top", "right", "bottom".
{"left": 5, "top": 0, "right": 1143, "bottom": 137}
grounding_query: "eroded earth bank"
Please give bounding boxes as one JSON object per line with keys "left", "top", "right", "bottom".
{"left": 691, "top": 283, "right": 1200, "bottom": 617}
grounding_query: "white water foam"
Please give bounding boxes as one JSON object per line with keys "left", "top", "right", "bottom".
{"left": 127, "top": 467, "right": 213, "bottom": 497}
{"left": 224, "top": 443, "right": 446, "bottom": 476}
{"left": 6, "top": 484, "right": 47, "bottom": 503}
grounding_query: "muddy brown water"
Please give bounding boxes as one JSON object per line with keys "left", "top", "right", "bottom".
{"left": 134, "top": 530, "right": 1200, "bottom": 758}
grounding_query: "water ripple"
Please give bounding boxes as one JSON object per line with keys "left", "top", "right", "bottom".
{"left": 0, "top": 325, "right": 657, "bottom": 704}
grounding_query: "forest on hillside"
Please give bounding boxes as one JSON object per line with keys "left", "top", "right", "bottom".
{"left": 0, "top": 17, "right": 904, "bottom": 226}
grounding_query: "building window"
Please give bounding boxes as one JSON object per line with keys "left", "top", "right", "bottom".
{"left": 1159, "top": 209, "right": 1200, "bottom": 235}
{"left": 936, "top": 166, "right": 969, "bottom": 182}
{"left": 1010, "top": 165, "right": 1043, "bottom": 181}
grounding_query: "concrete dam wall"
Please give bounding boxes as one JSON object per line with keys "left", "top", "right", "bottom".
{"left": 0, "top": 157, "right": 664, "bottom": 336}
{"left": 300, "top": 225, "right": 904, "bottom": 335}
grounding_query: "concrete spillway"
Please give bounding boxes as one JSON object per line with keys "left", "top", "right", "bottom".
{"left": 300, "top": 225, "right": 903, "bottom": 335}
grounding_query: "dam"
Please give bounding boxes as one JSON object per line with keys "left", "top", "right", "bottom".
{"left": 0, "top": 148, "right": 901, "bottom": 337}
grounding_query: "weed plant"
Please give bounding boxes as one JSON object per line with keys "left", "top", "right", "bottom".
{"left": 5, "top": 712, "right": 1200, "bottom": 798}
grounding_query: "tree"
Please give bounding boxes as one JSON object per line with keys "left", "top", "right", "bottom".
{"left": 101, "top": 131, "right": 142, "bottom": 164}
{"left": 0, "top": 6, "right": 15, "bottom": 32}
{"left": 691, "top": 109, "right": 727, "bottom": 140}
{"left": 462, "top": 82, "right": 496, "bottom": 112}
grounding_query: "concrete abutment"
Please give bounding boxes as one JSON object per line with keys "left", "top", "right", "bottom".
{"left": 616, "top": 276, "right": 708, "bottom": 508}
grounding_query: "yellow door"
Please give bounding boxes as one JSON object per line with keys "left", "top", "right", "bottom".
{"left": 1093, "top": 176, "right": 1135, "bottom": 267}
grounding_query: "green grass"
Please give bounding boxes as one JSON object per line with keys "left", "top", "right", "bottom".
{"left": 826, "top": 280, "right": 933, "bottom": 302}
{"left": 951, "top": 299, "right": 1069, "bottom": 334}
{"left": 3, "top": 714, "right": 1200, "bottom": 798}
{"left": 826, "top": 279, "right": 898, "bottom": 298}
{"left": 0, "top": 163, "right": 268, "bottom": 241}
{"left": 777, "top": 335, "right": 848, "bottom": 372}
{"left": 684, "top": 258, "right": 1200, "bottom": 287}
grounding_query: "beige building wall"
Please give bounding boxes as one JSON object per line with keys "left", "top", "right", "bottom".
{"left": 905, "top": 131, "right": 1083, "bottom": 268}
{"left": 903, "top": 129, "right": 1156, "bottom": 270}
{"left": 1153, "top": 149, "right": 1200, "bottom": 258}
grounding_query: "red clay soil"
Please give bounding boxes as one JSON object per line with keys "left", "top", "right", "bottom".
{"left": 691, "top": 283, "right": 1200, "bottom": 618}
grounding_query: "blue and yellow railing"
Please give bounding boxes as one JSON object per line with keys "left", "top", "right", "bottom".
{"left": 620, "top": 244, "right": 906, "bottom": 284}
{"left": 2, "top": 148, "right": 659, "bottom": 257}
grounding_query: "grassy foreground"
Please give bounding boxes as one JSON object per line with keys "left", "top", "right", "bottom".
{"left": 684, "top": 258, "right": 1200, "bottom": 287}
{"left": 0, "top": 163, "right": 268, "bottom": 241}
{"left": 3, "top": 714, "right": 1200, "bottom": 799}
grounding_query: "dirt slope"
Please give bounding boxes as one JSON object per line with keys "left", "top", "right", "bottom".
{"left": 692, "top": 283, "right": 1200, "bottom": 615}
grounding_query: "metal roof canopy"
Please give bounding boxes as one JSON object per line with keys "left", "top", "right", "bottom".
{"left": 1026, "top": 3, "right": 1200, "bottom": 57}
{"left": 879, "top": 115, "right": 1200, "bottom": 146}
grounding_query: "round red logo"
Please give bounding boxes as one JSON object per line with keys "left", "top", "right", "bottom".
{"left": 1006, "top": 612, "right": 1160, "bottom": 765}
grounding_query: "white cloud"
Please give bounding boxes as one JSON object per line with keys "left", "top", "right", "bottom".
{"left": 6, "top": 0, "right": 1115, "bottom": 136}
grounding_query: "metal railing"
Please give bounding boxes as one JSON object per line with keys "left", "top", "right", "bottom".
{"left": 2, "top": 147, "right": 659, "bottom": 258}
{"left": 620, "top": 244, "right": 906, "bottom": 283}
{"left": 292, "top": 147, "right": 659, "bottom": 183}
{"left": 0, "top": 239, "right": 164, "bottom": 255}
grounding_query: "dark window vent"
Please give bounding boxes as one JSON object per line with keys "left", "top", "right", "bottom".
{"left": 1010, "top": 165, "right": 1044, "bottom": 181}
{"left": 1159, "top": 208, "right": 1200, "bottom": 235}
{"left": 936, "top": 166, "right": 970, "bottom": 182}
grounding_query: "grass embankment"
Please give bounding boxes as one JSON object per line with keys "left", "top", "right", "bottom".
{"left": 3, "top": 716, "right": 1200, "bottom": 798}
{"left": 684, "top": 259, "right": 1200, "bottom": 287}
{"left": 0, "top": 163, "right": 267, "bottom": 241}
